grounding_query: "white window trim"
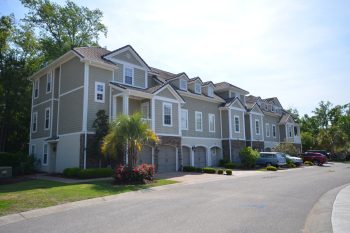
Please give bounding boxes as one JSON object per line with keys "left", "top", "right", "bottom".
{"left": 44, "top": 107, "right": 50, "bottom": 130}
{"left": 162, "top": 102, "right": 173, "bottom": 127}
{"left": 34, "top": 79, "right": 39, "bottom": 99}
{"left": 272, "top": 124, "right": 276, "bottom": 138}
{"left": 255, "top": 119, "right": 260, "bottom": 135}
{"left": 42, "top": 144, "right": 48, "bottom": 166}
{"left": 46, "top": 71, "right": 52, "bottom": 94}
{"left": 195, "top": 82, "right": 201, "bottom": 94}
{"left": 181, "top": 109, "right": 188, "bottom": 130}
{"left": 32, "top": 112, "right": 38, "bottom": 133}
{"left": 234, "top": 115, "right": 240, "bottom": 133}
{"left": 180, "top": 79, "right": 187, "bottom": 91}
{"left": 195, "top": 111, "right": 203, "bottom": 131}
{"left": 265, "top": 123, "right": 270, "bottom": 137}
{"left": 94, "top": 81, "right": 105, "bottom": 103}
{"left": 209, "top": 113, "right": 215, "bottom": 132}
{"left": 124, "top": 66, "right": 134, "bottom": 86}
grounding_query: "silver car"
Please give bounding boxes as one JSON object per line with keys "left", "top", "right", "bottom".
{"left": 256, "top": 152, "right": 287, "bottom": 167}
{"left": 281, "top": 153, "right": 303, "bottom": 166}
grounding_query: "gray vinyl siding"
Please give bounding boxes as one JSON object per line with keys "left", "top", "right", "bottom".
{"left": 245, "top": 114, "right": 251, "bottom": 140}
{"left": 230, "top": 109, "right": 245, "bottom": 140}
{"left": 155, "top": 100, "right": 179, "bottom": 135}
{"left": 216, "top": 91, "right": 230, "bottom": 100}
{"left": 251, "top": 114, "right": 263, "bottom": 141}
{"left": 55, "top": 134, "right": 81, "bottom": 172}
{"left": 221, "top": 110, "right": 229, "bottom": 138}
{"left": 169, "top": 79, "right": 180, "bottom": 89}
{"left": 31, "top": 102, "right": 51, "bottom": 139}
{"left": 111, "top": 51, "right": 143, "bottom": 67}
{"left": 51, "top": 100, "right": 58, "bottom": 137}
{"left": 58, "top": 88, "right": 83, "bottom": 134}
{"left": 33, "top": 74, "right": 51, "bottom": 105}
{"left": 113, "top": 63, "right": 123, "bottom": 83}
{"left": 87, "top": 65, "right": 112, "bottom": 131}
{"left": 134, "top": 68, "right": 146, "bottom": 88}
{"left": 60, "top": 57, "right": 84, "bottom": 94}
{"left": 148, "top": 75, "right": 159, "bottom": 88}
{"left": 280, "top": 125, "right": 286, "bottom": 142}
{"left": 181, "top": 96, "right": 221, "bottom": 138}
{"left": 263, "top": 115, "right": 280, "bottom": 143}
{"left": 156, "top": 88, "right": 176, "bottom": 100}
{"left": 54, "top": 67, "right": 60, "bottom": 99}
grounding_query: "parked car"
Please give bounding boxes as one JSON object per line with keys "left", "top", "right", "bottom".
{"left": 256, "top": 152, "right": 287, "bottom": 167}
{"left": 305, "top": 150, "right": 331, "bottom": 159}
{"left": 302, "top": 152, "right": 327, "bottom": 165}
{"left": 281, "top": 153, "right": 303, "bottom": 166}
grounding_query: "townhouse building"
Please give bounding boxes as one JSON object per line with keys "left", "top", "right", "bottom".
{"left": 28, "top": 45, "right": 301, "bottom": 173}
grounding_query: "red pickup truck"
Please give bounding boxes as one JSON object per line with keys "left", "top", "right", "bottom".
{"left": 302, "top": 152, "right": 327, "bottom": 165}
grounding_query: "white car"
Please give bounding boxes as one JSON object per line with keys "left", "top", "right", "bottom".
{"left": 282, "top": 153, "right": 303, "bottom": 166}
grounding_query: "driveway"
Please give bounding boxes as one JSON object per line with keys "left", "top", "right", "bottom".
{"left": 1, "top": 163, "right": 350, "bottom": 233}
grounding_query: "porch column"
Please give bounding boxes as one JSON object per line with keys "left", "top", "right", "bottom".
{"left": 191, "top": 148, "right": 195, "bottom": 166}
{"left": 207, "top": 147, "right": 211, "bottom": 167}
{"left": 123, "top": 95, "right": 129, "bottom": 115}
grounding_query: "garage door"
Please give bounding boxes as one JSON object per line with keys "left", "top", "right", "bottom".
{"left": 182, "top": 146, "right": 191, "bottom": 167}
{"left": 157, "top": 145, "right": 176, "bottom": 173}
{"left": 194, "top": 147, "right": 206, "bottom": 168}
{"left": 137, "top": 145, "right": 152, "bottom": 165}
{"left": 210, "top": 147, "right": 220, "bottom": 167}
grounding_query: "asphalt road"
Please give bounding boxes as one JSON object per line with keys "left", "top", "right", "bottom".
{"left": 1, "top": 162, "right": 350, "bottom": 233}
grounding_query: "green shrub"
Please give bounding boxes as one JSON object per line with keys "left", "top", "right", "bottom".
{"left": 78, "top": 168, "right": 113, "bottom": 179}
{"left": 195, "top": 167, "right": 203, "bottom": 173}
{"left": 217, "top": 169, "right": 224, "bottom": 174}
{"left": 304, "top": 161, "right": 313, "bottom": 166}
{"left": 224, "top": 162, "right": 239, "bottom": 169}
{"left": 286, "top": 158, "right": 296, "bottom": 168}
{"left": 239, "top": 147, "right": 259, "bottom": 169}
{"left": 266, "top": 166, "right": 277, "bottom": 171}
{"left": 273, "top": 143, "right": 298, "bottom": 156}
{"left": 219, "top": 159, "right": 230, "bottom": 167}
{"left": 225, "top": 169, "right": 232, "bottom": 175}
{"left": 0, "top": 152, "right": 38, "bottom": 176}
{"left": 203, "top": 167, "right": 216, "bottom": 174}
{"left": 182, "top": 166, "right": 196, "bottom": 172}
{"left": 63, "top": 167, "right": 81, "bottom": 178}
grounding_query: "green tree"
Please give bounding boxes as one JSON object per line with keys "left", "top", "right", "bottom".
{"left": 101, "top": 113, "right": 158, "bottom": 168}
{"left": 92, "top": 110, "right": 109, "bottom": 166}
{"left": 21, "top": 0, "right": 107, "bottom": 62}
{"left": 239, "top": 147, "right": 259, "bottom": 169}
{"left": 313, "top": 101, "right": 332, "bottom": 129}
{"left": 301, "top": 132, "right": 314, "bottom": 151}
{"left": 273, "top": 143, "right": 299, "bottom": 156}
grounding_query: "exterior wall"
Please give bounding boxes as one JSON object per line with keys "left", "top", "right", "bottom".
{"left": 263, "top": 114, "right": 280, "bottom": 149}
{"left": 230, "top": 140, "right": 246, "bottom": 163}
{"left": 222, "top": 140, "right": 230, "bottom": 161}
{"left": 216, "top": 91, "right": 230, "bottom": 100}
{"left": 87, "top": 65, "right": 112, "bottom": 131}
{"left": 252, "top": 141, "right": 264, "bottom": 151}
{"left": 54, "top": 67, "right": 60, "bottom": 99}
{"left": 29, "top": 139, "right": 48, "bottom": 172}
{"left": 221, "top": 110, "right": 229, "bottom": 138}
{"left": 51, "top": 100, "right": 59, "bottom": 137}
{"left": 230, "top": 109, "right": 245, "bottom": 140}
{"left": 181, "top": 96, "right": 221, "bottom": 138}
{"left": 113, "top": 63, "right": 123, "bottom": 83}
{"left": 111, "top": 50, "right": 143, "bottom": 67}
{"left": 60, "top": 57, "right": 84, "bottom": 94}
{"left": 169, "top": 79, "right": 180, "bottom": 89}
{"left": 157, "top": 88, "right": 177, "bottom": 100}
{"left": 250, "top": 114, "right": 264, "bottom": 141}
{"left": 55, "top": 133, "right": 81, "bottom": 172}
{"left": 33, "top": 74, "right": 51, "bottom": 105}
{"left": 280, "top": 125, "right": 286, "bottom": 142}
{"left": 154, "top": 99, "right": 179, "bottom": 135}
{"left": 31, "top": 101, "right": 51, "bottom": 139}
{"left": 58, "top": 88, "right": 83, "bottom": 134}
{"left": 245, "top": 114, "right": 251, "bottom": 140}
{"left": 129, "top": 98, "right": 142, "bottom": 115}
{"left": 134, "top": 68, "right": 146, "bottom": 88}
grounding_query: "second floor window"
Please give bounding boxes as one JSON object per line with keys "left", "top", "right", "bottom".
{"left": 195, "top": 111, "right": 203, "bottom": 131}
{"left": 209, "top": 114, "right": 215, "bottom": 132}
{"left": 294, "top": 126, "right": 298, "bottom": 136}
{"left": 234, "top": 116, "right": 240, "bottom": 133}
{"left": 163, "top": 103, "right": 172, "bottom": 126}
{"left": 44, "top": 108, "right": 50, "bottom": 130}
{"left": 34, "top": 80, "right": 39, "bottom": 98}
{"left": 195, "top": 82, "right": 201, "bottom": 94}
{"left": 272, "top": 125, "right": 276, "bottom": 138}
{"left": 288, "top": 125, "right": 293, "bottom": 138}
{"left": 181, "top": 109, "right": 188, "bottom": 130}
{"left": 266, "top": 123, "right": 270, "bottom": 137}
{"left": 255, "top": 119, "right": 260, "bottom": 135}
{"left": 95, "top": 82, "right": 105, "bottom": 103}
{"left": 46, "top": 72, "right": 52, "bottom": 93}
{"left": 180, "top": 79, "right": 187, "bottom": 90}
{"left": 124, "top": 67, "right": 133, "bottom": 85}
{"left": 32, "top": 112, "right": 38, "bottom": 133}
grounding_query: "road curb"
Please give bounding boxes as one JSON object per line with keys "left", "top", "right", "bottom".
{"left": 332, "top": 184, "right": 350, "bottom": 233}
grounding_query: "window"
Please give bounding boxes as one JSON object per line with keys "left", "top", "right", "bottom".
{"left": 180, "top": 79, "right": 187, "bottom": 90}
{"left": 208, "top": 86, "right": 214, "bottom": 97}
{"left": 34, "top": 79, "right": 39, "bottom": 98}
{"left": 255, "top": 119, "right": 260, "bottom": 135}
{"left": 265, "top": 104, "right": 268, "bottom": 110}
{"left": 272, "top": 124, "right": 276, "bottom": 138}
{"left": 209, "top": 114, "right": 215, "bottom": 132}
{"left": 288, "top": 125, "right": 293, "bottom": 138}
{"left": 181, "top": 109, "right": 188, "bottom": 130}
{"left": 32, "top": 112, "right": 38, "bottom": 133}
{"left": 46, "top": 71, "right": 52, "bottom": 93}
{"left": 124, "top": 67, "right": 133, "bottom": 85}
{"left": 234, "top": 115, "right": 240, "bottom": 133}
{"left": 30, "top": 145, "right": 35, "bottom": 156}
{"left": 195, "top": 82, "right": 201, "bottom": 94}
{"left": 95, "top": 82, "right": 105, "bottom": 103}
{"left": 195, "top": 111, "right": 203, "bottom": 131}
{"left": 294, "top": 126, "right": 298, "bottom": 136}
{"left": 44, "top": 108, "right": 50, "bottom": 130}
{"left": 42, "top": 144, "right": 48, "bottom": 166}
{"left": 163, "top": 102, "right": 172, "bottom": 126}
{"left": 271, "top": 105, "right": 275, "bottom": 112}
{"left": 265, "top": 123, "right": 270, "bottom": 137}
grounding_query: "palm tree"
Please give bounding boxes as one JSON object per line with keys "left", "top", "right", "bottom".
{"left": 101, "top": 112, "right": 158, "bottom": 168}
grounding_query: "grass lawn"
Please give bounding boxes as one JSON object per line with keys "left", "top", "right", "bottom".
{"left": 0, "top": 179, "right": 177, "bottom": 216}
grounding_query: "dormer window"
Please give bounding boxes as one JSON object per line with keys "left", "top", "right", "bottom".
{"left": 271, "top": 105, "right": 275, "bottom": 112}
{"left": 208, "top": 86, "right": 214, "bottom": 97}
{"left": 265, "top": 104, "right": 268, "bottom": 110}
{"left": 180, "top": 79, "right": 187, "bottom": 90}
{"left": 195, "top": 82, "right": 201, "bottom": 94}
{"left": 124, "top": 67, "right": 134, "bottom": 85}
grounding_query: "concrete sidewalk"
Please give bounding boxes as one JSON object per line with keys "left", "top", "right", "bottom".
{"left": 332, "top": 184, "right": 350, "bottom": 233}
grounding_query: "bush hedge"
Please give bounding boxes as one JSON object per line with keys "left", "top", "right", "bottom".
{"left": 203, "top": 167, "right": 216, "bottom": 174}
{"left": 0, "top": 152, "right": 37, "bottom": 176}
{"left": 304, "top": 161, "right": 313, "bottom": 166}
{"left": 63, "top": 167, "right": 81, "bottom": 178}
{"left": 217, "top": 169, "right": 224, "bottom": 174}
{"left": 114, "top": 164, "right": 155, "bottom": 184}
{"left": 182, "top": 166, "right": 196, "bottom": 172}
{"left": 195, "top": 167, "right": 203, "bottom": 173}
{"left": 224, "top": 162, "right": 239, "bottom": 169}
{"left": 239, "top": 147, "right": 259, "bottom": 169}
{"left": 225, "top": 169, "right": 232, "bottom": 175}
{"left": 266, "top": 166, "right": 277, "bottom": 171}
{"left": 62, "top": 167, "right": 113, "bottom": 179}
{"left": 219, "top": 159, "right": 230, "bottom": 167}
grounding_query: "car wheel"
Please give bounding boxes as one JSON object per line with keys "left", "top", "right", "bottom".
{"left": 312, "top": 160, "right": 319, "bottom": 165}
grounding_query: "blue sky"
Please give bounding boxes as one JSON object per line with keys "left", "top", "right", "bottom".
{"left": 2, "top": 0, "right": 350, "bottom": 115}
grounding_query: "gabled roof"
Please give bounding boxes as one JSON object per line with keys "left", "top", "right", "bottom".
{"left": 214, "top": 81, "right": 249, "bottom": 94}
{"left": 279, "top": 113, "right": 294, "bottom": 124}
{"left": 150, "top": 67, "right": 176, "bottom": 82}
{"left": 264, "top": 97, "right": 283, "bottom": 108}
{"left": 220, "top": 97, "right": 246, "bottom": 110}
{"left": 246, "top": 95, "right": 262, "bottom": 103}
{"left": 188, "top": 77, "right": 203, "bottom": 84}
{"left": 202, "top": 81, "right": 214, "bottom": 86}
{"left": 73, "top": 47, "right": 114, "bottom": 65}
{"left": 247, "top": 102, "right": 264, "bottom": 115}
